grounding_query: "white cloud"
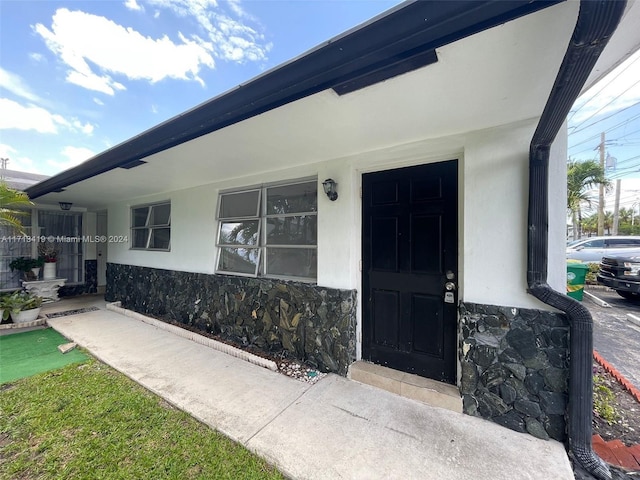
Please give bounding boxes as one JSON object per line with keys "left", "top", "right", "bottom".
{"left": 47, "top": 146, "right": 95, "bottom": 171}
{"left": 0, "top": 144, "right": 39, "bottom": 174}
{"left": 93, "top": 97, "right": 105, "bottom": 106}
{"left": 29, "top": 52, "right": 46, "bottom": 63}
{"left": 124, "top": 0, "right": 143, "bottom": 11}
{"left": 0, "top": 98, "right": 59, "bottom": 133}
{"left": 0, "top": 143, "right": 17, "bottom": 159}
{"left": 34, "top": 8, "right": 218, "bottom": 94}
{"left": 34, "top": 2, "right": 270, "bottom": 96}
{"left": 66, "top": 70, "right": 126, "bottom": 96}
{"left": 0, "top": 68, "right": 42, "bottom": 103}
{"left": 571, "top": 50, "right": 640, "bottom": 125}
{"left": 140, "top": 0, "right": 270, "bottom": 63}
{"left": 227, "top": 0, "right": 248, "bottom": 19}
{"left": 73, "top": 120, "right": 94, "bottom": 135}
{"left": 0, "top": 98, "right": 96, "bottom": 135}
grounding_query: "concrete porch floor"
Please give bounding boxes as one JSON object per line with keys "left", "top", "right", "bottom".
{"left": 28, "top": 295, "right": 573, "bottom": 479}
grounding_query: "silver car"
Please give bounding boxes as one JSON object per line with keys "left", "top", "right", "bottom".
{"left": 566, "top": 236, "right": 640, "bottom": 262}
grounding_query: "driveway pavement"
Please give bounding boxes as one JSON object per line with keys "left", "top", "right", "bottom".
{"left": 584, "top": 286, "right": 640, "bottom": 390}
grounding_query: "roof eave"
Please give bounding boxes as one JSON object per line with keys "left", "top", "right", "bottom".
{"left": 26, "top": 0, "right": 562, "bottom": 200}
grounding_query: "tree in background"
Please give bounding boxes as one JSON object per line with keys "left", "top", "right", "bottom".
{"left": 617, "top": 207, "right": 634, "bottom": 226}
{"left": 567, "top": 159, "right": 609, "bottom": 240}
{"left": 582, "top": 209, "right": 640, "bottom": 236}
{"left": 0, "top": 181, "right": 32, "bottom": 235}
{"left": 613, "top": 206, "right": 640, "bottom": 235}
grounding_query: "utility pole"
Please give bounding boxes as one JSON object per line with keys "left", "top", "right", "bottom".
{"left": 0, "top": 157, "right": 8, "bottom": 179}
{"left": 613, "top": 179, "right": 621, "bottom": 235}
{"left": 598, "top": 132, "right": 605, "bottom": 236}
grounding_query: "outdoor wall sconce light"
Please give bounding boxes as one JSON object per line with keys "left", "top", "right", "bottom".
{"left": 59, "top": 202, "right": 72, "bottom": 211}
{"left": 322, "top": 178, "right": 338, "bottom": 201}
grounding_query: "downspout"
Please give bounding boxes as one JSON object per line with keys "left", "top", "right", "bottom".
{"left": 527, "top": 1, "right": 626, "bottom": 480}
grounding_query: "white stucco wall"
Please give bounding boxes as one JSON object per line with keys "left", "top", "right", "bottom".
{"left": 108, "top": 184, "right": 217, "bottom": 273}
{"left": 548, "top": 123, "right": 569, "bottom": 293}
{"left": 105, "top": 117, "right": 566, "bottom": 312}
{"left": 107, "top": 164, "right": 327, "bottom": 276}
{"left": 462, "top": 121, "right": 534, "bottom": 308}
{"left": 461, "top": 120, "right": 566, "bottom": 309}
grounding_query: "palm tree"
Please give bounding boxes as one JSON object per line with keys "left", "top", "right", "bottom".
{"left": 581, "top": 213, "right": 598, "bottom": 236}
{"left": 618, "top": 207, "right": 633, "bottom": 225}
{"left": 604, "top": 210, "right": 614, "bottom": 235}
{"left": 0, "top": 181, "right": 32, "bottom": 234}
{"left": 567, "top": 159, "right": 610, "bottom": 240}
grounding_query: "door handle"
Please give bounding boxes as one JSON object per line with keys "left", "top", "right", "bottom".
{"left": 444, "top": 282, "right": 456, "bottom": 304}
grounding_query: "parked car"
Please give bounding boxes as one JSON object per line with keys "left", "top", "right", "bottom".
{"left": 597, "top": 255, "right": 640, "bottom": 299}
{"left": 566, "top": 236, "right": 640, "bottom": 262}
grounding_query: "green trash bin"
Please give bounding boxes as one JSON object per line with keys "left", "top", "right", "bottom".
{"left": 567, "top": 262, "right": 590, "bottom": 301}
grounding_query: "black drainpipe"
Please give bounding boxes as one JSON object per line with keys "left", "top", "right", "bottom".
{"left": 527, "top": 1, "right": 626, "bottom": 479}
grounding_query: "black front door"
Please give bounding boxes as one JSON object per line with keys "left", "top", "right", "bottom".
{"left": 362, "top": 160, "right": 458, "bottom": 384}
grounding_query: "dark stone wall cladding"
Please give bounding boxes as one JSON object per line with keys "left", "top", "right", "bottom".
{"left": 60, "top": 260, "right": 98, "bottom": 297}
{"left": 459, "top": 302, "right": 569, "bottom": 442}
{"left": 106, "top": 263, "right": 357, "bottom": 375}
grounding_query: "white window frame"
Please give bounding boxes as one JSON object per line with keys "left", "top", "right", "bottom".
{"left": 130, "top": 201, "right": 171, "bottom": 251}
{"left": 216, "top": 179, "right": 317, "bottom": 281}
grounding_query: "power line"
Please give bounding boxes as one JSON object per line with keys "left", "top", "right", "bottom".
{"left": 568, "top": 54, "right": 640, "bottom": 123}
{"left": 614, "top": 126, "right": 640, "bottom": 141}
{"left": 568, "top": 114, "right": 640, "bottom": 150}
{"left": 569, "top": 78, "right": 640, "bottom": 132}
{"left": 569, "top": 101, "right": 640, "bottom": 136}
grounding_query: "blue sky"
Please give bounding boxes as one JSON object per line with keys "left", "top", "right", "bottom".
{"left": 567, "top": 48, "right": 640, "bottom": 215}
{"left": 0, "top": 0, "right": 401, "bottom": 175}
{"left": 0, "top": 0, "right": 638, "bottom": 215}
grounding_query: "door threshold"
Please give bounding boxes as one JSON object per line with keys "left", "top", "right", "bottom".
{"left": 348, "top": 361, "right": 462, "bottom": 413}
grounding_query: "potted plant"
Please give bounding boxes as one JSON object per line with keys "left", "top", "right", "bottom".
{"left": 38, "top": 240, "right": 58, "bottom": 279}
{"left": 0, "top": 293, "right": 10, "bottom": 323}
{"left": 1, "top": 291, "right": 43, "bottom": 323}
{"left": 31, "top": 257, "right": 44, "bottom": 279}
{"left": 9, "top": 257, "right": 44, "bottom": 281}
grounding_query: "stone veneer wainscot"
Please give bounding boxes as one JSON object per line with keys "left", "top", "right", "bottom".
{"left": 105, "top": 263, "right": 357, "bottom": 375}
{"left": 459, "top": 302, "right": 569, "bottom": 441}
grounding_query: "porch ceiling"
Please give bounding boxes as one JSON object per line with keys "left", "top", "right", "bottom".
{"left": 30, "top": 0, "right": 640, "bottom": 210}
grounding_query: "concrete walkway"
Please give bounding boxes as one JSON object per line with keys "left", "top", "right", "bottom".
{"left": 42, "top": 298, "right": 573, "bottom": 480}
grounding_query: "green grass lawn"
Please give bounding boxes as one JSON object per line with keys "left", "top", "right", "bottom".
{"left": 0, "top": 358, "right": 284, "bottom": 480}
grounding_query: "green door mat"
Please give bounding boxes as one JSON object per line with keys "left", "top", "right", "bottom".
{"left": 0, "top": 328, "right": 88, "bottom": 384}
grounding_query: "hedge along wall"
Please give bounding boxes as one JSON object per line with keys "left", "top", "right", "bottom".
{"left": 105, "top": 263, "right": 357, "bottom": 375}
{"left": 459, "top": 302, "right": 570, "bottom": 441}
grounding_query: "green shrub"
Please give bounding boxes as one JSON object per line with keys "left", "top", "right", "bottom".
{"left": 593, "top": 373, "right": 620, "bottom": 424}
{"left": 586, "top": 262, "right": 599, "bottom": 285}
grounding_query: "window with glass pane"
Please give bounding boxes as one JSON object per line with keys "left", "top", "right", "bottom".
{"left": 38, "top": 211, "right": 83, "bottom": 284}
{"left": 131, "top": 202, "right": 171, "bottom": 250}
{"left": 220, "top": 190, "right": 260, "bottom": 217}
{"left": 217, "top": 181, "right": 317, "bottom": 280}
{"left": 264, "top": 182, "right": 316, "bottom": 279}
{"left": 217, "top": 190, "right": 261, "bottom": 276}
{"left": 0, "top": 212, "right": 32, "bottom": 290}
